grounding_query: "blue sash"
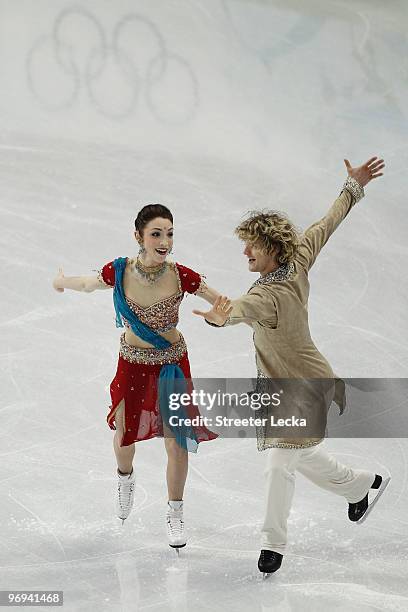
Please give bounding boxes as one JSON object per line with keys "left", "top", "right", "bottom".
{"left": 112, "top": 257, "right": 199, "bottom": 452}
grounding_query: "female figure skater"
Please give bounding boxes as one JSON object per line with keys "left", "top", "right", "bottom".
{"left": 52, "top": 204, "right": 218, "bottom": 549}
{"left": 194, "top": 157, "right": 390, "bottom": 575}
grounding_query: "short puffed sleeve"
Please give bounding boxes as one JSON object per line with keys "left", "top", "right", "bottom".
{"left": 94, "top": 261, "right": 115, "bottom": 287}
{"left": 176, "top": 262, "right": 207, "bottom": 295}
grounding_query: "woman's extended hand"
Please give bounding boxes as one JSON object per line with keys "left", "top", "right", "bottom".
{"left": 193, "top": 295, "right": 233, "bottom": 326}
{"left": 344, "top": 156, "right": 385, "bottom": 188}
{"left": 53, "top": 267, "right": 65, "bottom": 292}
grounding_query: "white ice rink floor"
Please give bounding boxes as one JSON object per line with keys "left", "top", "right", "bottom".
{"left": 1, "top": 1, "right": 408, "bottom": 610}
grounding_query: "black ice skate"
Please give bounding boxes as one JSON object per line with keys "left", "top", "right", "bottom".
{"left": 258, "top": 550, "right": 283, "bottom": 577}
{"left": 348, "top": 474, "right": 391, "bottom": 524}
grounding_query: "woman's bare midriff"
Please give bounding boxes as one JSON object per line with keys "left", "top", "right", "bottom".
{"left": 122, "top": 258, "right": 182, "bottom": 349}
{"left": 124, "top": 327, "right": 181, "bottom": 348}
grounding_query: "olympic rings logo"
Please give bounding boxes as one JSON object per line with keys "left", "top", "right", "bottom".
{"left": 26, "top": 7, "right": 199, "bottom": 123}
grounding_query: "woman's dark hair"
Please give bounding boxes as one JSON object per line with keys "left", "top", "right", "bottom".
{"left": 134, "top": 204, "right": 173, "bottom": 236}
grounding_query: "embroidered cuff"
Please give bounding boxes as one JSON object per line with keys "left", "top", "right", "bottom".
{"left": 342, "top": 176, "right": 365, "bottom": 203}
{"left": 93, "top": 268, "right": 110, "bottom": 287}
{"left": 205, "top": 317, "right": 229, "bottom": 328}
{"left": 193, "top": 275, "right": 208, "bottom": 295}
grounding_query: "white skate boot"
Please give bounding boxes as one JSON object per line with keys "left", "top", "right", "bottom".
{"left": 166, "top": 500, "right": 186, "bottom": 551}
{"left": 115, "top": 467, "right": 135, "bottom": 525}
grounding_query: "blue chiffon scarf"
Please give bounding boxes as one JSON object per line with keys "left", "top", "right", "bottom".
{"left": 112, "top": 257, "right": 199, "bottom": 452}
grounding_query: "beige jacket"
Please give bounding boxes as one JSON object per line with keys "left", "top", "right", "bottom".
{"left": 223, "top": 180, "right": 364, "bottom": 450}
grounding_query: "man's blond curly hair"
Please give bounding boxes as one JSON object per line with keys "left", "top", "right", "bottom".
{"left": 234, "top": 210, "right": 301, "bottom": 265}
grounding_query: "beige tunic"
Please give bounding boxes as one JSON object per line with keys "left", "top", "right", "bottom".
{"left": 225, "top": 186, "right": 362, "bottom": 450}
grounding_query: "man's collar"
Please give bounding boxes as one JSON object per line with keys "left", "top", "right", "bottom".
{"left": 250, "top": 262, "right": 295, "bottom": 290}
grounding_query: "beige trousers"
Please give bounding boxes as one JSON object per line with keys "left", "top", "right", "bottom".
{"left": 261, "top": 442, "right": 375, "bottom": 554}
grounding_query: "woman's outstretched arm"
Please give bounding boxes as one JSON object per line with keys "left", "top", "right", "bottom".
{"left": 52, "top": 268, "right": 111, "bottom": 293}
{"left": 194, "top": 283, "right": 221, "bottom": 305}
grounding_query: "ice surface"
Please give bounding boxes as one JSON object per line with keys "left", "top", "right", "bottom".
{"left": 1, "top": 0, "right": 407, "bottom": 610}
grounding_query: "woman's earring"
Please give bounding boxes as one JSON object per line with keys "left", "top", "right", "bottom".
{"left": 138, "top": 242, "right": 146, "bottom": 255}
{"left": 168, "top": 246, "right": 173, "bottom": 254}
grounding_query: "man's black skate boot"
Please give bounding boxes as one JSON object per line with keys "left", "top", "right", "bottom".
{"left": 348, "top": 474, "right": 382, "bottom": 522}
{"left": 258, "top": 550, "right": 283, "bottom": 575}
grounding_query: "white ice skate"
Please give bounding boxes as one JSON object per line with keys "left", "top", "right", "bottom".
{"left": 115, "top": 468, "right": 135, "bottom": 525}
{"left": 356, "top": 476, "right": 391, "bottom": 524}
{"left": 166, "top": 501, "right": 186, "bottom": 552}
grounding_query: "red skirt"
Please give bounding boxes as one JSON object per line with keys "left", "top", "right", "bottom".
{"left": 107, "top": 333, "right": 218, "bottom": 448}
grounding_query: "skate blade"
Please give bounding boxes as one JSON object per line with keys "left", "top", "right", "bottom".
{"left": 262, "top": 572, "right": 272, "bottom": 580}
{"left": 357, "top": 476, "right": 391, "bottom": 524}
{"left": 169, "top": 543, "right": 186, "bottom": 551}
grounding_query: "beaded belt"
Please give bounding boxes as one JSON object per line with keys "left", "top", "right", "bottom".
{"left": 119, "top": 332, "right": 187, "bottom": 365}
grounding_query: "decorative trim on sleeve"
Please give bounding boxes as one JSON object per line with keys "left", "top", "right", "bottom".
{"left": 342, "top": 176, "right": 365, "bottom": 203}
{"left": 193, "top": 275, "right": 208, "bottom": 295}
{"left": 205, "top": 317, "right": 229, "bottom": 328}
{"left": 94, "top": 268, "right": 111, "bottom": 287}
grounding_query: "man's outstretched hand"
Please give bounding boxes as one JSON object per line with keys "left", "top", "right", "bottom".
{"left": 344, "top": 156, "right": 385, "bottom": 188}
{"left": 193, "top": 295, "right": 233, "bottom": 327}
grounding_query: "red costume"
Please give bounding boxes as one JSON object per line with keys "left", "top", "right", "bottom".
{"left": 98, "top": 259, "right": 217, "bottom": 448}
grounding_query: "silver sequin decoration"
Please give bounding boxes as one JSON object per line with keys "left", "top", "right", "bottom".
{"left": 342, "top": 176, "right": 365, "bottom": 203}
{"left": 255, "top": 368, "right": 321, "bottom": 451}
{"left": 250, "top": 261, "right": 295, "bottom": 290}
{"left": 119, "top": 333, "right": 187, "bottom": 365}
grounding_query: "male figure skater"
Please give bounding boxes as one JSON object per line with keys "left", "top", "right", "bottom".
{"left": 194, "top": 157, "right": 390, "bottom": 575}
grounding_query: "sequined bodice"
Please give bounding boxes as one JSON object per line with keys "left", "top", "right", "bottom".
{"left": 123, "top": 292, "right": 184, "bottom": 333}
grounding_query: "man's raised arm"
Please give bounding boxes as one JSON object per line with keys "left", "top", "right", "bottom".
{"left": 296, "top": 157, "right": 384, "bottom": 271}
